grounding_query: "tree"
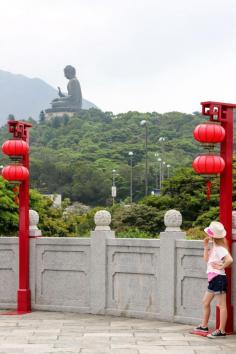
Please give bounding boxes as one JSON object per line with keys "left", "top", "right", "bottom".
{"left": 0, "top": 177, "right": 18, "bottom": 235}
{"left": 140, "top": 167, "right": 220, "bottom": 230}
{"left": 7, "top": 114, "right": 15, "bottom": 121}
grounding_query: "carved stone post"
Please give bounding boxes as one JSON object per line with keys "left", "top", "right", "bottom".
{"left": 90, "top": 210, "right": 115, "bottom": 314}
{"left": 159, "top": 209, "right": 186, "bottom": 321}
{"left": 29, "top": 209, "right": 42, "bottom": 237}
{"left": 29, "top": 209, "right": 41, "bottom": 307}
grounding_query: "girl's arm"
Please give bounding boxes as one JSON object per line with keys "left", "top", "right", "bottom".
{"left": 212, "top": 254, "right": 233, "bottom": 270}
{"left": 203, "top": 237, "right": 210, "bottom": 262}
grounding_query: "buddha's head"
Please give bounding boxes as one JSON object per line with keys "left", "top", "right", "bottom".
{"left": 64, "top": 65, "right": 76, "bottom": 80}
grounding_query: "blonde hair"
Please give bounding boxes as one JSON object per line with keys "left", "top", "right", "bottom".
{"left": 213, "top": 237, "right": 229, "bottom": 251}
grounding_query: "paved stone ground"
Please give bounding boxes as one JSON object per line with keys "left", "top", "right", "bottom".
{"left": 0, "top": 311, "right": 236, "bottom": 354}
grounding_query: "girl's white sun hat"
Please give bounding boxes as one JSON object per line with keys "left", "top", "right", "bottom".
{"left": 204, "top": 221, "right": 226, "bottom": 239}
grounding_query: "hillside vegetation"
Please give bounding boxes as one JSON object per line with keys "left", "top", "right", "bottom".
{"left": 1, "top": 108, "right": 234, "bottom": 237}
{"left": 0, "top": 109, "right": 205, "bottom": 205}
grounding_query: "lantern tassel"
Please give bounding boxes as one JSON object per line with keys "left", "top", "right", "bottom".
{"left": 206, "top": 180, "right": 211, "bottom": 200}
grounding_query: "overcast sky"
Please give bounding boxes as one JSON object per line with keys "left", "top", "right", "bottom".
{"left": 0, "top": 0, "right": 236, "bottom": 114}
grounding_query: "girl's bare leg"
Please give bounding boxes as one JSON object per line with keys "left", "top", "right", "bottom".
{"left": 201, "top": 291, "right": 214, "bottom": 327}
{"left": 216, "top": 293, "right": 227, "bottom": 333}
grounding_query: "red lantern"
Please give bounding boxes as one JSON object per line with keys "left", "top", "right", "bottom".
{"left": 2, "top": 165, "right": 29, "bottom": 181}
{"left": 2, "top": 139, "right": 29, "bottom": 156}
{"left": 192, "top": 155, "right": 225, "bottom": 174}
{"left": 193, "top": 123, "right": 225, "bottom": 144}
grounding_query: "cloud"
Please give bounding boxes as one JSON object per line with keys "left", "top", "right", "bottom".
{"left": 0, "top": 0, "right": 236, "bottom": 113}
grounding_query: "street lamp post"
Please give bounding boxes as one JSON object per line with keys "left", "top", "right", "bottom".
{"left": 159, "top": 136, "right": 167, "bottom": 156}
{"left": 140, "top": 120, "right": 148, "bottom": 196}
{"left": 158, "top": 158, "right": 162, "bottom": 190}
{"left": 111, "top": 169, "right": 117, "bottom": 205}
{"left": 167, "top": 164, "right": 171, "bottom": 178}
{"left": 128, "top": 151, "right": 133, "bottom": 203}
{"left": 162, "top": 161, "right": 166, "bottom": 184}
{"left": 154, "top": 153, "right": 159, "bottom": 189}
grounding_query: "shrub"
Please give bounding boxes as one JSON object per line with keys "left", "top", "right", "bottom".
{"left": 117, "top": 227, "right": 159, "bottom": 238}
{"left": 186, "top": 227, "right": 206, "bottom": 240}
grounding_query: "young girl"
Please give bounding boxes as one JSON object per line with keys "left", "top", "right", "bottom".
{"left": 195, "top": 221, "right": 233, "bottom": 338}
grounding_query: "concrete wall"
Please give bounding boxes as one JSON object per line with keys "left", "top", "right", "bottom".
{"left": 1, "top": 227, "right": 234, "bottom": 328}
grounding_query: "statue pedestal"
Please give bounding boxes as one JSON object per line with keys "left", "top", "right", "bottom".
{"left": 45, "top": 111, "right": 76, "bottom": 120}
{"left": 45, "top": 108, "right": 81, "bottom": 120}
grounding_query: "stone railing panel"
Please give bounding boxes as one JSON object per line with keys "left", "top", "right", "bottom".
{"left": 34, "top": 238, "right": 91, "bottom": 312}
{"left": 0, "top": 238, "right": 18, "bottom": 308}
{"left": 106, "top": 238, "right": 160, "bottom": 318}
{"left": 175, "top": 240, "right": 216, "bottom": 325}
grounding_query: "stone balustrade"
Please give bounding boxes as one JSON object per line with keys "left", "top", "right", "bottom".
{"left": 0, "top": 209, "right": 235, "bottom": 329}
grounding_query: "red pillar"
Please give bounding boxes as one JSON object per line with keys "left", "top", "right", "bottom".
{"left": 201, "top": 102, "right": 236, "bottom": 333}
{"left": 8, "top": 121, "right": 32, "bottom": 313}
{"left": 18, "top": 142, "right": 31, "bottom": 311}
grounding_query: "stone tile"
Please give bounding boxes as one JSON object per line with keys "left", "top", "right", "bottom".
{"left": 194, "top": 351, "right": 236, "bottom": 354}
{"left": 0, "top": 349, "right": 24, "bottom": 353}
{"left": 110, "top": 337, "right": 136, "bottom": 343}
{"left": 84, "top": 325, "right": 111, "bottom": 329}
{"left": 84, "top": 332, "right": 132, "bottom": 337}
{"left": 58, "top": 335, "right": 84, "bottom": 340}
{"left": 51, "top": 352, "right": 80, "bottom": 354}
{"left": 2, "top": 337, "right": 30, "bottom": 343}
{"left": 28, "top": 338, "right": 58, "bottom": 344}
{"left": 160, "top": 333, "right": 186, "bottom": 337}
{"left": 33, "top": 329, "right": 61, "bottom": 333}
{"left": 190, "top": 345, "right": 225, "bottom": 351}
{"left": 160, "top": 348, "right": 195, "bottom": 354}
{"left": 134, "top": 332, "right": 159, "bottom": 337}
{"left": 138, "top": 340, "right": 191, "bottom": 346}
{"left": 139, "top": 350, "right": 166, "bottom": 354}
{"left": 158, "top": 325, "right": 193, "bottom": 332}
{"left": 54, "top": 343, "right": 83, "bottom": 348}
{"left": 160, "top": 336, "right": 190, "bottom": 340}
{"left": 224, "top": 343, "right": 236, "bottom": 347}
{"left": 1, "top": 344, "right": 54, "bottom": 351}
{"left": 50, "top": 350, "right": 80, "bottom": 354}
{"left": 110, "top": 350, "right": 139, "bottom": 354}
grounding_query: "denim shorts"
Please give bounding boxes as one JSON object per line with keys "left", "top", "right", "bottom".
{"left": 208, "top": 274, "right": 227, "bottom": 294}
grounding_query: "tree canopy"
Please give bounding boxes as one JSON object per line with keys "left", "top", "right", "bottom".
{"left": 0, "top": 109, "right": 205, "bottom": 206}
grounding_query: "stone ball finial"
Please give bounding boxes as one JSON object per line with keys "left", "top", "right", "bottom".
{"left": 94, "top": 210, "right": 111, "bottom": 231}
{"left": 164, "top": 209, "right": 182, "bottom": 231}
{"left": 29, "top": 209, "right": 42, "bottom": 237}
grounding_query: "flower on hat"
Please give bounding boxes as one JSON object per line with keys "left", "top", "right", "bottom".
{"left": 204, "top": 221, "right": 226, "bottom": 239}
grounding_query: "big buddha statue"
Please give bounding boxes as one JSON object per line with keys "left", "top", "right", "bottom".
{"left": 46, "top": 65, "right": 82, "bottom": 115}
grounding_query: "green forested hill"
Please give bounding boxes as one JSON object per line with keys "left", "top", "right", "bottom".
{"left": 0, "top": 109, "right": 206, "bottom": 205}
